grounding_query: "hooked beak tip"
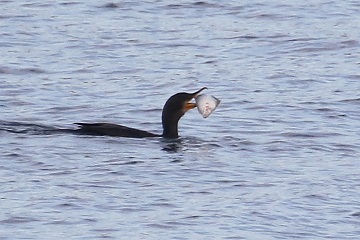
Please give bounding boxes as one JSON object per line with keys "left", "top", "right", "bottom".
{"left": 192, "top": 87, "right": 207, "bottom": 97}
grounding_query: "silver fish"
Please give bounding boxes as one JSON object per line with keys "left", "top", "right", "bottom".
{"left": 195, "top": 94, "right": 221, "bottom": 118}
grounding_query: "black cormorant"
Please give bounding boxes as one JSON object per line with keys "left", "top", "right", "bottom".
{"left": 75, "top": 87, "right": 207, "bottom": 138}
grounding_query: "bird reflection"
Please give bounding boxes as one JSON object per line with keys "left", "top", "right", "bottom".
{"left": 161, "top": 138, "right": 184, "bottom": 153}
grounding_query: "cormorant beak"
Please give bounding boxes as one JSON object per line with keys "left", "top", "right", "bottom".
{"left": 184, "top": 87, "right": 207, "bottom": 112}
{"left": 184, "top": 102, "right": 197, "bottom": 111}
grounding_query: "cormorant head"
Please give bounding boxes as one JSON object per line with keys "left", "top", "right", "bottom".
{"left": 162, "top": 87, "right": 207, "bottom": 138}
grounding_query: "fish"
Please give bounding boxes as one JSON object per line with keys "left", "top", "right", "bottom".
{"left": 195, "top": 94, "right": 221, "bottom": 118}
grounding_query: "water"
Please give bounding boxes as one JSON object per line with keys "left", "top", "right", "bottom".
{"left": 1, "top": 0, "right": 360, "bottom": 239}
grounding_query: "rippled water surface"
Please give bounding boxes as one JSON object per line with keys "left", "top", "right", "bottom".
{"left": 1, "top": 1, "right": 360, "bottom": 239}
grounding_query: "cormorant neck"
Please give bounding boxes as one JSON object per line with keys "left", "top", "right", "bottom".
{"left": 162, "top": 114, "right": 181, "bottom": 138}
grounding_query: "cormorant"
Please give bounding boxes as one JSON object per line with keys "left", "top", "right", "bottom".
{"left": 75, "top": 87, "right": 207, "bottom": 138}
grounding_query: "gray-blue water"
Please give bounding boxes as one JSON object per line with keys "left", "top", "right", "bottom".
{"left": 1, "top": 1, "right": 360, "bottom": 239}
